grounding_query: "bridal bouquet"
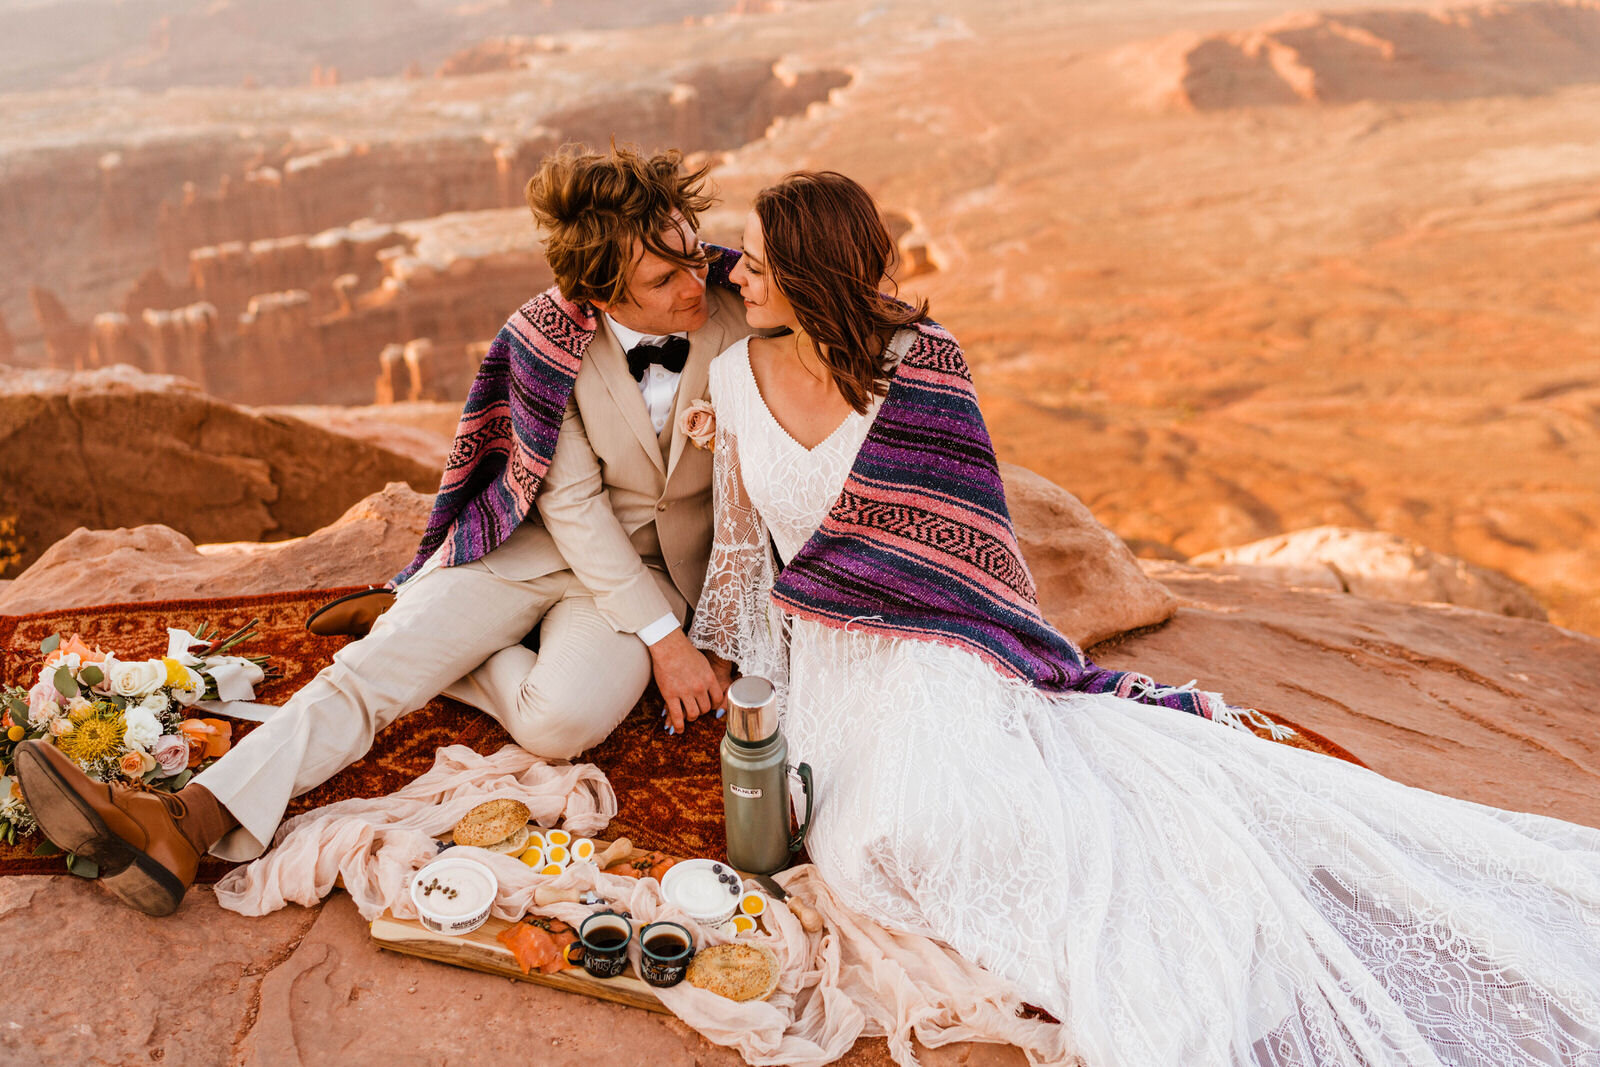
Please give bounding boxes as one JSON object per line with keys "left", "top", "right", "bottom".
{"left": 0, "top": 622, "right": 273, "bottom": 867}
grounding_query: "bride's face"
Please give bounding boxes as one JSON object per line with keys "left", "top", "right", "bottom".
{"left": 729, "top": 211, "right": 798, "bottom": 332}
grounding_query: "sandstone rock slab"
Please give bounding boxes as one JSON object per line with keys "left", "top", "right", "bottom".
{"left": 0, "top": 482, "right": 433, "bottom": 615}
{"left": 1190, "top": 525, "right": 1548, "bottom": 620}
{"left": 0, "top": 878, "right": 317, "bottom": 1065}
{"left": 1003, "top": 462, "right": 1176, "bottom": 647}
{"left": 0, "top": 365, "right": 440, "bottom": 578}
{"left": 1100, "top": 561, "right": 1600, "bottom": 828}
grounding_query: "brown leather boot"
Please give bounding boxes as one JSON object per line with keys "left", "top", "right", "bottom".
{"left": 14, "top": 740, "right": 237, "bottom": 916}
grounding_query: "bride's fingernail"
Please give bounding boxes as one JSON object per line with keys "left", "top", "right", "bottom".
{"left": 666, "top": 725, "right": 676, "bottom": 736}
{"left": 715, "top": 707, "right": 726, "bottom": 719}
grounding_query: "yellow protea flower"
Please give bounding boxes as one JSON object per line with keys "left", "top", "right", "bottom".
{"left": 58, "top": 711, "right": 125, "bottom": 764}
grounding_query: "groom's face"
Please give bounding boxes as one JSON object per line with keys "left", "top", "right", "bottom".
{"left": 596, "top": 213, "right": 710, "bottom": 337}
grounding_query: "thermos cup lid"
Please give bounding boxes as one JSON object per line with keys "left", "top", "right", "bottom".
{"left": 726, "top": 676, "right": 778, "bottom": 745}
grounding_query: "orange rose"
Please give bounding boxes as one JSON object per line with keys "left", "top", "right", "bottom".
{"left": 179, "top": 718, "right": 233, "bottom": 767}
{"left": 44, "top": 634, "right": 109, "bottom": 668}
{"left": 119, "top": 751, "right": 149, "bottom": 778}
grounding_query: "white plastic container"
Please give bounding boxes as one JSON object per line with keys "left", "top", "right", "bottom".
{"left": 409, "top": 856, "right": 498, "bottom": 934}
{"left": 660, "top": 858, "right": 742, "bottom": 927}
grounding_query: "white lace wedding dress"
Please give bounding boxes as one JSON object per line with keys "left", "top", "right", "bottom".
{"left": 690, "top": 336, "right": 1600, "bottom": 1067}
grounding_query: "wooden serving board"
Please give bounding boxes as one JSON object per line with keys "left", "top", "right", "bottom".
{"left": 369, "top": 837, "right": 674, "bottom": 1014}
{"left": 369, "top": 911, "right": 670, "bottom": 1014}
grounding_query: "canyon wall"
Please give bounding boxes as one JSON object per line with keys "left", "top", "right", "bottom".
{"left": 4, "top": 59, "right": 852, "bottom": 406}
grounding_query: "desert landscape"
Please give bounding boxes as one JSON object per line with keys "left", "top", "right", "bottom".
{"left": 1, "top": 0, "right": 1598, "bottom": 1062}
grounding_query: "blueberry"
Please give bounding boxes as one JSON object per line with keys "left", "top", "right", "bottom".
{"left": 712, "top": 864, "right": 723, "bottom": 874}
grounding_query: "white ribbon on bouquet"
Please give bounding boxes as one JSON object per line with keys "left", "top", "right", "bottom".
{"left": 165, "top": 627, "right": 279, "bottom": 722}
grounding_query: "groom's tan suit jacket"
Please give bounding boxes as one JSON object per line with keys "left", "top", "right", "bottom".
{"left": 475, "top": 282, "right": 749, "bottom": 630}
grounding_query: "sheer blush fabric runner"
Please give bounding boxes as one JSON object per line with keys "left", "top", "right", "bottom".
{"left": 212, "top": 744, "right": 1076, "bottom": 1067}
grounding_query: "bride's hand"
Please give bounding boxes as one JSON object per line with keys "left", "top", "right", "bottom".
{"left": 649, "top": 631, "right": 724, "bottom": 735}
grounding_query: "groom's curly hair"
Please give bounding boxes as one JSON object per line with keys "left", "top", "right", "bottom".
{"left": 526, "top": 143, "right": 717, "bottom": 306}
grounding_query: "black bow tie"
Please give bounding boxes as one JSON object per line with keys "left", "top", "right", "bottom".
{"left": 626, "top": 336, "right": 690, "bottom": 381}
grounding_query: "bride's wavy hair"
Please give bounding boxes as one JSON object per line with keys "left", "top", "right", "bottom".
{"left": 754, "top": 172, "right": 928, "bottom": 414}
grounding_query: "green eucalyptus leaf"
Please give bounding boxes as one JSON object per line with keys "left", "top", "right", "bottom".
{"left": 65, "top": 854, "right": 99, "bottom": 879}
{"left": 39, "top": 634, "right": 60, "bottom": 655}
{"left": 51, "top": 665, "right": 78, "bottom": 700}
{"left": 109, "top": 694, "right": 127, "bottom": 710}
{"left": 78, "top": 665, "right": 104, "bottom": 687}
{"left": 171, "top": 769, "right": 193, "bottom": 790}
{"left": 32, "top": 840, "right": 62, "bottom": 857}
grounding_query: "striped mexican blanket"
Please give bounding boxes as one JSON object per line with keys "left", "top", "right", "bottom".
{"left": 390, "top": 246, "right": 1251, "bottom": 728}
{"left": 770, "top": 317, "right": 1254, "bottom": 727}
{"left": 390, "top": 247, "right": 739, "bottom": 589}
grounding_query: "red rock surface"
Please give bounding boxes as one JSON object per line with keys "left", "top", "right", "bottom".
{"left": 1190, "top": 525, "right": 1548, "bottom": 619}
{"left": 1105, "top": 561, "right": 1600, "bottom": 826}
{"left": 1, "top": 554, "right": 1594, "bottom": 1065}
{"left": 0, "top": 366, "right": 439, "bottom": 576}
{"left": 0, "top": 483, "right": 432, "bottom": 615}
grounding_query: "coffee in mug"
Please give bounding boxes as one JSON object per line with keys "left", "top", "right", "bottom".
{"left": 639, "top": 921, "right": 695, "bottom": 988}
{"left": 575, "top": 911, "right": 633, "bottom": 979}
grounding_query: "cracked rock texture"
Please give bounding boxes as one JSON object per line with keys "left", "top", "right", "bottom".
{"left": 0, "top": 365, "right": 440, "bottom": 577}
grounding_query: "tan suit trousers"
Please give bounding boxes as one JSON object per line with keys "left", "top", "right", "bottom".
{"left": 197, "top": 548, "right": 683, "bottom": 861}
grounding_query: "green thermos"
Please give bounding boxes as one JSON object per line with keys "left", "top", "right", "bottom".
{"left": 721, "top": 676, "right": 813, "bottom": 875}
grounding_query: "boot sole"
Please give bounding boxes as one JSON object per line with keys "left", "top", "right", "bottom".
{"left": 14, "top": 744, "right": 186, "bottom": 916}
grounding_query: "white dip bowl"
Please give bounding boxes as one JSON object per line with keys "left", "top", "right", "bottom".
{"left": 410, "top": 856, "right": 498, "bottom": 934}
{"left": 660, "top": 858, "right": 741, "bottom": 927}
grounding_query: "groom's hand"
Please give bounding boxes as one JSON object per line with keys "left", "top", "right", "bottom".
{"left": 650, "top": 631, "right": 726, "bottom": 734}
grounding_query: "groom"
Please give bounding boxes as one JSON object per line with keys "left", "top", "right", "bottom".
{"left": 16, "top": 144, "right": 744, "bottom": 915}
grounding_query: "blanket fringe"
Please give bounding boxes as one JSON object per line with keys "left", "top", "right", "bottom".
{"left": 1117, "top": 675, "right": 1294, "bottom": 739}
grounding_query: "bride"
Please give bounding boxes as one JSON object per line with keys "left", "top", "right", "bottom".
{"left": 688, "top": 170, "right": 1600, "bottom": 1066}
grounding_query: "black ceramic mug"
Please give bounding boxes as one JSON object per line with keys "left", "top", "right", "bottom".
{"left": 573, "top": 911, "right": 633, "bottom": 979}
{"left": 639, "top": 921, "right": 695, "bottom": 988}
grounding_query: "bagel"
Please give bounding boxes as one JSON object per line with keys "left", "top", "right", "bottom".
{"left": 452, "top": 799, "right": 532, "bottom": 852}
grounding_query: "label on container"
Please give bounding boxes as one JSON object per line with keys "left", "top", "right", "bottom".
{"left": 730, "top": 784, "right": 763, "bottom": 799}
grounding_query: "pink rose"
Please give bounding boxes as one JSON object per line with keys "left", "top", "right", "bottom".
{"left": 26, "top": 681, "right": 64, "bottom": 728}
{"left": 151, "top": 734, "right": 189, "bottom": 777}
{"left": 677, "top": 399, "right": 716, "bottom": 450}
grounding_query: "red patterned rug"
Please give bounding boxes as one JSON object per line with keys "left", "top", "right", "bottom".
{"left": 0, "top": 587, "right": 1362, "bottom": 880}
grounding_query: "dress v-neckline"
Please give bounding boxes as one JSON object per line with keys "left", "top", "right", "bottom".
{"left": 738, "top": 337, "right": 863, "bottom": 454}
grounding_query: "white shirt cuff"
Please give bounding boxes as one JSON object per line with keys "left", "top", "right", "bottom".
{"left": 635, "top": 612, "right": 682, "bottom": 646}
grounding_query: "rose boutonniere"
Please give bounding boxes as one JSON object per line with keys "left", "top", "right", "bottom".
{"left": 678, "top": 399, "right": 716, "bottom": 450}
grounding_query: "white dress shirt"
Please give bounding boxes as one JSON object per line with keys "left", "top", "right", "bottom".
{"left": 603, "top": 313, "right": 686, "bottom": 646}
{"left": 605, "top": 314, "right": 685, "bottom": 436}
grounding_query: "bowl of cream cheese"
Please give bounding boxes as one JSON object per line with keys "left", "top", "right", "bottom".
{"left": 409, "top": 856, "right": 499, "bottom": 934}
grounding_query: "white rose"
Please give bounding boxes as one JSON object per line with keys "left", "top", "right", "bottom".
{"left": 137, "top": 693, "right": 170, "bottom": 717}
{"left": 38, "top": 653, "right": 80, "bottom": 685}
{"left": 123, "top": 706, "right": 162, "bottom": 751}
{"left": 110, "top": 660, "right": 167, "bottom": 699}
{"left": 170, "top": 667, "right": 206, "bottom": 707}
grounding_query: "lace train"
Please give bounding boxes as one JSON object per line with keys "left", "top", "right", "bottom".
{"left": 692, "top": 337, "right": 1600, "bottom": 1066}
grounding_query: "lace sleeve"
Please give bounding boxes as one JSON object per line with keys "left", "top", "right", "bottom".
{"left": 688, "top": 417, "right": 789, "bottom": 698}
